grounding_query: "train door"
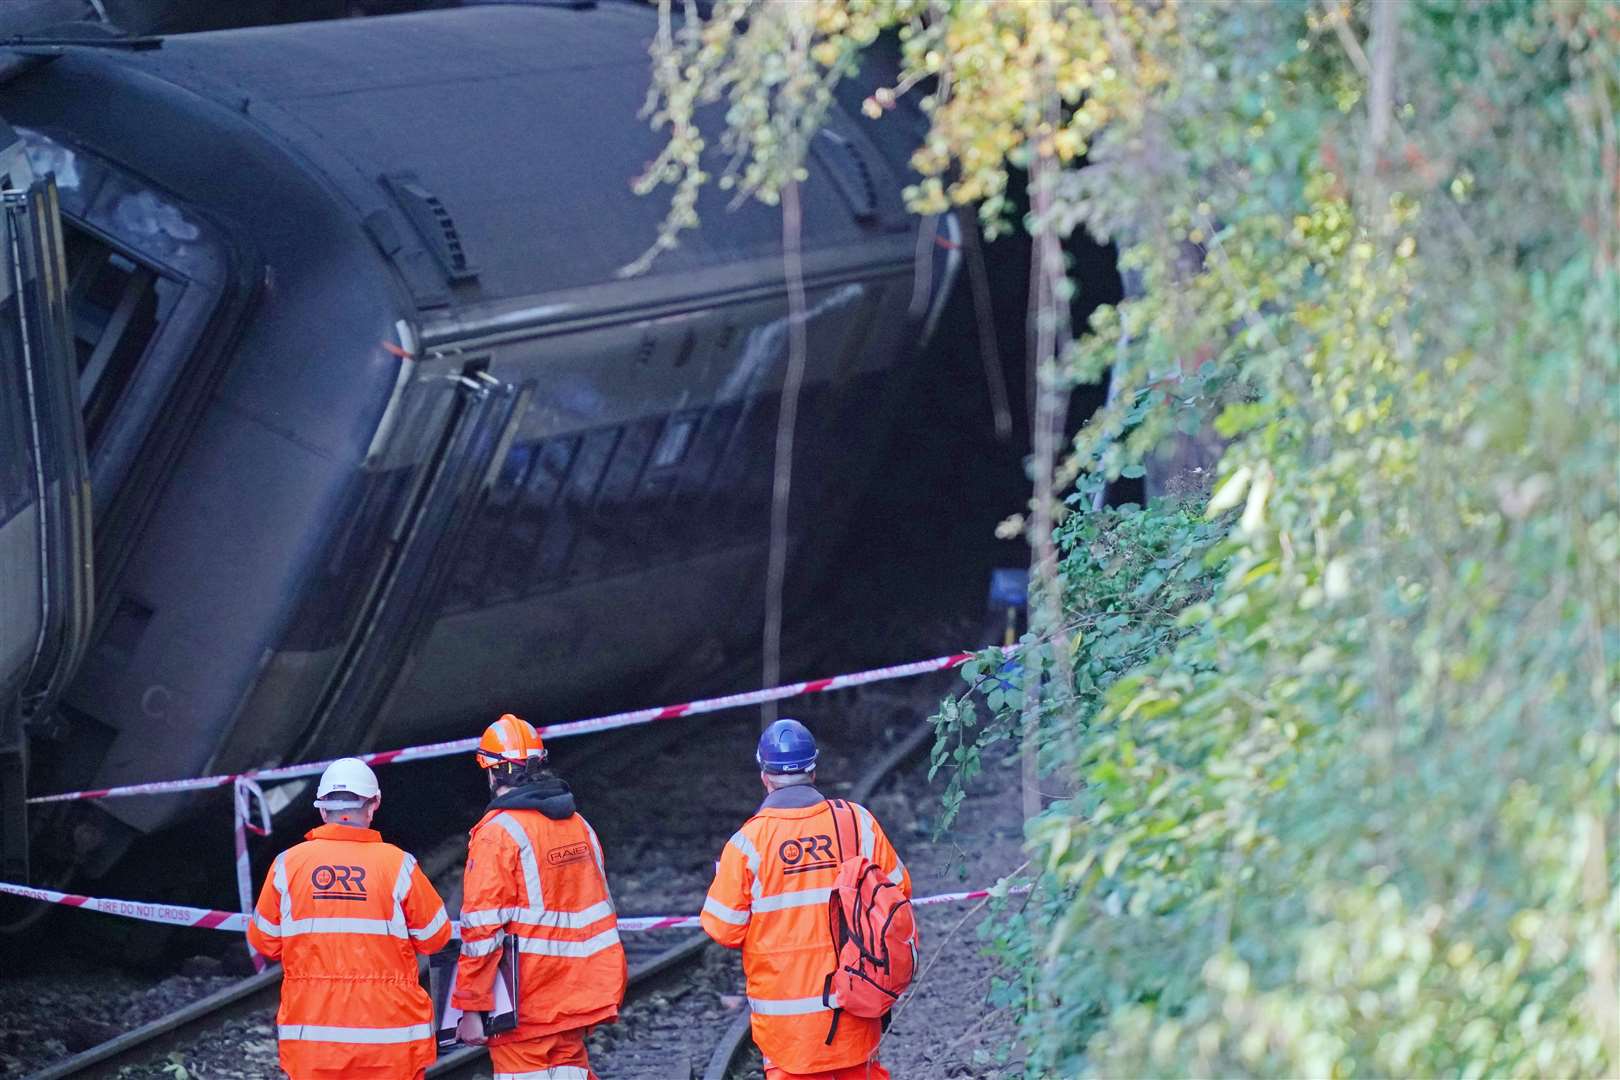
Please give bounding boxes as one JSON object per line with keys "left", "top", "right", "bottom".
{"left": 287, "top": 358, "right": 527, "bottom": 763}
{"left": 0, "top": 128, "right": 93, "bottom": 882}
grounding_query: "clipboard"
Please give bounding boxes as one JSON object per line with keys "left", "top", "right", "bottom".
{"left": 431, "top": 936, "right": 521, "bottom": 1049}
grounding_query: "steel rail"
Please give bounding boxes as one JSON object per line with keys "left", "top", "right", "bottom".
{"left": 23, "top": 837, "right": 471, "bottom": 1080}
{"left": 428, "top": 931, "right": 716, "bottom": 1077}
{"left": 23, "top": 967, "right": 284, "bottom": 1080}
{"left": 23, "top": 929, "right": 718, "bottom": 1080}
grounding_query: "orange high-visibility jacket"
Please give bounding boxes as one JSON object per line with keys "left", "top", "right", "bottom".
{"left": 246, "top": 824, "right": 452, "bottom": 1079}
{"left": 702, "top": 794, "right": 912, "bottom": 1075}
{"left": 454, "top": 806, "right": 627, "bottom": 1040}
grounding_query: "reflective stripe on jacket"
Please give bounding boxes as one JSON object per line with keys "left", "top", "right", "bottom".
{"left": 455, "top": 808, "right": 627, "bottom": 1040}
{"left": 701, "top": 795, "right": 911, "bottom": 1074}
{"left": 245, "top": 823, "right": 451, "bottom": 1078}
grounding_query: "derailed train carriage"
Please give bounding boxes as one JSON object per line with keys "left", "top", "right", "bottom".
{"left": 0, "top": 3, "right": 957, "bottom": 887}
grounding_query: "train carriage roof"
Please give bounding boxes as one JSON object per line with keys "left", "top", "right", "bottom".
{"left": 4, "top": 2, "right": 912, "bottom": 310}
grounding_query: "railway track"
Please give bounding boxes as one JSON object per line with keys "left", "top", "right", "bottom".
{"left": 21, "top": 692, "right": 941, "bottom": 1080}
{"left": 21, "top": 924, "right": 716, "bottom": 1080}
{"left": 427, "top": 929, "right": 713, "bottom": 1080}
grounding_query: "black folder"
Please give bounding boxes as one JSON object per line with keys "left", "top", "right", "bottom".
{"left": 431, "top": 936, "right": 520, "bottom": 1049}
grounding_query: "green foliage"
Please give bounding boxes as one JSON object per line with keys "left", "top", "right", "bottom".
{"left": 931, "top": 498, "right": 1226, "bottom": 834}
{"left": 932, "top": 498, "right": 1232, "bottom": 1071}
{"left": 637, "top": 0, "right": 1620, "bottom": 1075}
{"left": 977, "top": 3, "right": 1618, "bottom": 1074}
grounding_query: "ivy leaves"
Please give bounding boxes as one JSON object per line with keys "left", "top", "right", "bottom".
{"left": 635, "top": 0, "right": 1619, "bottom": 1074}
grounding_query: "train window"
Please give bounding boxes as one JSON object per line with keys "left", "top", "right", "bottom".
{"left": 650, "top": 416, "right": 696, "bottom": 470}
{"left": 525, "top": 438, "right": 577, "bottom": 512}
{"left": 537, "top": 427, "right": 617, "bottom": 585}
{"left": 596, "top": 420, "right": 659, "bottom": 508}
{"left": 596, "top": 419, "right": 661, "bottom": 573}
{"left": 711, "top": 396, "right": 779, "bottom": 541}
{"left": 500, "top": 437, "right": 574, "bottom": 592}
{"left": 62, "top": 226, "right": 179, "bottom": 450}
{"left": 446, "top": 443, "right": 534, "bottom": 608}
{"left": 675, "top": 404, "right": 741, "bottom": 502}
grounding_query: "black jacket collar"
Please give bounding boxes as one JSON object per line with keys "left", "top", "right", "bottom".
{"left": 488, "top": 774, "right": 576, "bottom": 820}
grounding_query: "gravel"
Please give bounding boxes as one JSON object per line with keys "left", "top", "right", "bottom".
{"left": 0, "top": 968, "right": 239, "bottom": 1076}
{"left": 871, "top": 743, "right": 1026, "bottom": 1078}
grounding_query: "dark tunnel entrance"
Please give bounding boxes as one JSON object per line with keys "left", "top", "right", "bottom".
{"left": 829, "top": 191, "right": 1128, "bottom": 640}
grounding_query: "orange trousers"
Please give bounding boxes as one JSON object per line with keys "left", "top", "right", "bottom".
{"left": 763, "top": 1059, "right": 890, "bottom": 1080}
{"left": 488, "top": 1028, "right": 595, "bottom": 1080}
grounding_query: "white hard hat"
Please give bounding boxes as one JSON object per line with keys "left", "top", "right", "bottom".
{"left": 313, "top": 757, "right": 380, "bottom": 809}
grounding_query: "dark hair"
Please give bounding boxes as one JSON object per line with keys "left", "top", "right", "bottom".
{"left": 491, "top": 758, "right": 554, "bottom": 786}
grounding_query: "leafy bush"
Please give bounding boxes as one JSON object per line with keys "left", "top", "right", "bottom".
{"left": 635, "top": 0, "right": 1619, "bottom": 1074}
{"left": 938, "top": 3, "right": 1619, "bottom": 1074}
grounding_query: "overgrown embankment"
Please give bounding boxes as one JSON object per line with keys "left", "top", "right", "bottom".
{"left": 629, "top": 1, "right": 1619, "bottom": 1074}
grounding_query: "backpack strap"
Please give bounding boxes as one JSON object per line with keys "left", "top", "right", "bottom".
{"left": 828, "top": 798, "right": 860, "bottom": 864}
{"left": 824, "top": 799, "right": 861, "bottom": 1046}
{"left": 822, "top": 971, "right": 842, "bottom": 1044}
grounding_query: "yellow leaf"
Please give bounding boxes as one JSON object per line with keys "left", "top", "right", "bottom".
{"left": 1206, "top": 464, "right": 1253, "bottom": 516}
{"left": 1102, "top": 838, "right": 1130, "bottom": 877}
{"left": 1240, "top": 465, "right": 1273, "bottom": 533}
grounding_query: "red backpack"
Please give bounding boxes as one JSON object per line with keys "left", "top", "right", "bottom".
{"left": 820, "top": 799, "right": 919, "bottom": 1041}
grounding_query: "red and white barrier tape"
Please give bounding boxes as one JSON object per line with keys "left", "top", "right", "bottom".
{"left": 233, "top": 778, "right": 271, "bottom": 972}
{"left": 28, "top": 651, "right": 983, "bottom": 805}
{"left": 18, "top": 646, "right": 1015, "bottom": 971}
{"left": 615, "top": 883, "right": 1034, "bottom": 932}
{"left": 0, "top": 880, "right": 249, "bottom": 933}
{"left": 0, "top": 879, "right": 1032, "bottom": 937}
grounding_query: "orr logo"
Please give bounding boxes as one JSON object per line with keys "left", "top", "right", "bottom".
{"left": 778, "top": 834, "right": 837, "bottom": 876}
{"left": 311, "top": 864, "right": 369, "bottom": 901}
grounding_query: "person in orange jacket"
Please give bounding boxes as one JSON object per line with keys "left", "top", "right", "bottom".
{"left": 246, "top": 757, "right": 452, "bottom": 1080}
{"left": 454, "top": 713, "right": 627, "bottom": 1080}
{"left": 702, "top": 719, "right": 912, "bottom": 1080}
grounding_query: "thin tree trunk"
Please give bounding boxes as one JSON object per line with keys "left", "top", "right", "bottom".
{"left": 761, "top": 178, "right": 809, "bottom": 729}
{"left": 1023, "top": 75, "right": 1076, "bottom": 820}
{"left": 961, "top": 208, "right": 1013, "bottom": 442}
{"left": 1363, "top": 0, "right": 1398, "bottom": 189}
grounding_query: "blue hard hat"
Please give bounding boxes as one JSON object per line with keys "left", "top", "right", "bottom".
{"left": 756, "top": 718, "right": 818, "bottom": 774}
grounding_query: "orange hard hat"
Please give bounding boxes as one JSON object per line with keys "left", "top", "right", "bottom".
{"left": 476, "top": 713, "right": 546, "bottom": 769}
